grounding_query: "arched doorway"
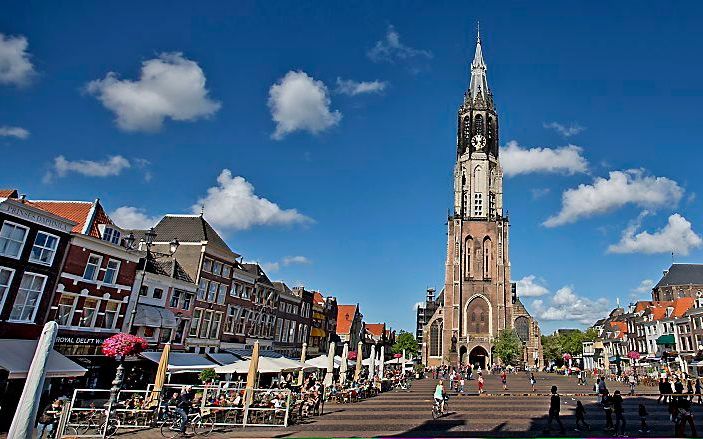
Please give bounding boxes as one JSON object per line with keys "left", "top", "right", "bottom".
{"left": 459, "top": 345, "right": 468, "bottom": 365}
{"left": 469, "top": 346, "right": 489, "bottom": 369}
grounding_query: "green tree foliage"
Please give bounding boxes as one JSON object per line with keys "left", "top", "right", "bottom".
{"left": 392, "top": 330, "right": 419, "bottom": 356}
{"left": 199, "top": 368, "right": 218, "bottom": 383}
{"left": 541, "top": 328, "right": 598, "bottom": 362}
{"left": 494, "top": 329, "right": 523, "bottom": 365}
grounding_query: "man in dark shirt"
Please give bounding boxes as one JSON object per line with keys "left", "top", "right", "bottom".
{"left": 175, "top": 386, "right": 194, "bottom": 433}
{"left": 613, "top": 390, "right": 626, "bottom": 436}
{"left": 544, "top": 385, "right": 565, "bottom": 434}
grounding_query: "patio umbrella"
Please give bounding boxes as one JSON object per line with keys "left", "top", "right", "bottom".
{"left": 8, "top": 321, "right": 58, "bottom": 439}
{"left": 379, "top": 345, "right": 385, "bottom": 378}
{"left": 298, "top": 342, "right": 307, "bottom": 385}
{"left": 245, "top": 341, "right": 260, "bottom": 405}
{"left": 369, "top": 345, "right": 376, "bottom": 377}
{"left": 148, "top": 342, "right": 171, "bottom": 407}
{"left": 340, "top": 343, "right": 349, "bottom": 384}
{"left": 354, "top": 341, "right": 363, "bottom": 382}
{"left": 324, "top": 342, "right": 335, "bottom": 386}
{"left": 402, "top": 349, "right": 407, "bottom": 375}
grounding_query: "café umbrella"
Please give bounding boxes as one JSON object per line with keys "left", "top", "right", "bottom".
{"left": 340, "top": 343, "right": 349, "bottom": 384}
{"left": 245, "top": 341, "right": 260, "bottom": 405}
{"left": 354, "top": 341, "right": 363, "bottom": 381}
{"left": 148, "top": 341, "right": 171, "bottom": 407}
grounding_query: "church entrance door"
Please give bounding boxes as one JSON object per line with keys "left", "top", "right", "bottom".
{"left": 469, "top": 346, "right": 489, "bottom": 369}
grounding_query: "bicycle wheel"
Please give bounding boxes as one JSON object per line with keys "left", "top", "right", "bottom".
{"left": 191, "top": 415, "right": 215, "bottom": 436}
{"left": 431, "top": 406, "right": 439, "bottom": 420}
{"left": 160, "top": 420, "right": 181, "bottom": 439}
{"left": 100, "top": 418, "right": 119, "bottom": 438}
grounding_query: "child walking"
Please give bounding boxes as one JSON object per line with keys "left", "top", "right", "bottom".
{"left": 638, "top": 403, "right": 651, "bottom": 433}
{"left": 574, "top": 400, "right": 590, "bottom": 432}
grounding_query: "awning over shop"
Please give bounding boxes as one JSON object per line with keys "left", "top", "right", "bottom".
{"left": 133, "top": 305, "right": 177, "bottom": 328}
{"left": 0, "top": 339, "right": 87, "bottom": 379}
{"left": 214, "top": 357, "right": 285, "bottom": 374}
{"left": 310, "top": 328, "right": 326, "bottom": 338}
{"left": 657, "top": 335, "right": 676, "bottom": 345}
{"left": 140, "top": 352, "right": 217, "bottom": 373}
{"left": 207, "top": 353, "right": 240, "bottom": 365}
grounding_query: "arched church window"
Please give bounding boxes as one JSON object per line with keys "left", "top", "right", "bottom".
{"left": 471, "top": 312, "right": 476, "bottom": 322}
{"left": 465, "top": 236, "right": 473, "bottom": 277}
{"left": 483, "top": 238, "right": 492, "bottom": 278}
{"left": 463, "top": 116, "right": 471, "bottom": 141}
{"left": 474, "top": 114, "right": 484, "bottom": 136}
{"left": 487, "top": 117, "right": 494, "bottom": 145}
{"left": 429, "top": 320, "right": 443, "bottom": 356}
{"left": 515, "top": 316, "right": 530, "bottom": 342}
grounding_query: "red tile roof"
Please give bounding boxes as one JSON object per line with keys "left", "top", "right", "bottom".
{"left": 336, "top": 304, "right": 357, "bottom": 335}
{"left": 0, "top": 189, "right": 18, "bottom": 198}
{"left": 610, "top": 321, "right": 627, "bottom": 334}
{"left": 313, "top": 291, "right": 325, "bottom": 305}
{"left": 672, "top": 297, "right": 695, "bottom": 318}
{"left": 365, "top": 323, "right": 385, "bottom": 337}
{"left": 30, "top": 200, "right": 111, "bottom": 237}
{"left": 634, "top": 301, "right": 653, "bottom": 313}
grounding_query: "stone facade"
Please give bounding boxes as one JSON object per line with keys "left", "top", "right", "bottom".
{"left": 424, "top": 32, "right": 542, "bottom": 368}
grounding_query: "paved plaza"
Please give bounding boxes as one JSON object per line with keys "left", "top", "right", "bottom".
{"left": 77, "top": 373, "right": 699, "bottom": 438}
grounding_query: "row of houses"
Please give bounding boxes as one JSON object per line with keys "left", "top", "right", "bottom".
{"left": 0, "top": 189, "right": 396, "bottom": 390}
{"left": 583, "top": 264, "right": 703, "bottom": 376}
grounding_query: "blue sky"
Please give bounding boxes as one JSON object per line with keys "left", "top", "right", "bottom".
{"left": 2, "top": 2, "right": 703, "bottom": 334}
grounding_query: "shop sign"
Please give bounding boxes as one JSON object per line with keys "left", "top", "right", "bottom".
{"left": 56, "top": 336, "right": 107, "bottom": 345}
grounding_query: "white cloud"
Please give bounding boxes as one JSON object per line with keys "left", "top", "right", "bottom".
{"left": 544, "top": 169, "right": 684, "bottom": 227}
{"left": 608, "top": 213, "right": 702, "bottom": 255}
{"left": 109, "top": 206, "right": 161, "bottom": 229}
{"left": 367, "top": 25, "right": 432, "bottom": 63}
{"left": 86, "top": 52, "right": 221, "bottom": 132}
{"left": 0, "top": 125, "right": 29, "bottom": 139}
{"left": 632, "top": 279, "right": 655, "bottom": 294}
{"left": 515, "top": 275, "right": 549, "bottom": 297}
{"left": 261, "top": 262, "right": 280, "bottom": 273}
{"left": 530, "top": 286, "right": 611, "bottom": 325}
{"left": 0, "top": 33, "right": 35, "bottom": 86}
{"left": 194, "top": 169, "right": 312, "bottom": 231}
{"left": 268, "top": 71, "right": 341, "bottom": 140}
{"left": 531, "top": 188, "right": 551, "bottom": 199}
{"left": 500, "top": 140, "right": 588, "bottom": 177}
{"left": 335, "top": 78, "right": 388, "bottom": 96}
{"left": 46, "top": 155, "right": 131, "bottom": 181}
{"left": 283, "top": 255, "right": 311, "bottom": 266}
{"left": 543, "top": 122, "right": 585, "bottom": 138}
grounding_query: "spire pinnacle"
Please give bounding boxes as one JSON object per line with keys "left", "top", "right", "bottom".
{"left": 477, "top": 21, "right": 480, "bottom": 43}
{"left": 466, "top": 25, "right": 490, "bottom": 108}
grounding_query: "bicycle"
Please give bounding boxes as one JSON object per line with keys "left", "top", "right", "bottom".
{"left": 431, "top": 396, "right": 448, "bottom": 419}
{"left": 160, "top": 408, "right": 214, "bottom": 438}
{"left": 72, "top": 409, "right": 119, "bottom": 437}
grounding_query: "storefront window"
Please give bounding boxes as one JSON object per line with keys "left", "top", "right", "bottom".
{"left": 57, "top": 294, "right": 76, "bottom": 326}
{"left": 79, "top": 298, "right": 99, "bottom": 327}
{"left": 103, "top": 301, "right": 119, "bottom": 329}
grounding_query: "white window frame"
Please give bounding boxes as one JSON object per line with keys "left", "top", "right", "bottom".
{"left": 0, "top": 266, "right": 16, "bottom": 316}
{"left": 8, "top": 271, "right": 47, "bottom": 323}
{"left": 102, "top": 300, "right": 121, "bottom": 329}
{"left": 102, "top": 259, "right": 121, "bottom": 285}
{"left": 56, "top": 293, "right": 78, "bottom": 327}
{"left": 29, "top": 230, "right": 60, "bottom": 266}
{"left": 83, "top": 254, "right": 103, "bottom": 281}
{"left": 78, "top": 297, "right": 101, "bottom": 328}
{"left": 0, "top": 220, "right": 29, "bottom": 259}
{"left": 217, "top": 284, "right": 227, "bottom": 304}
{"left": 189, "top": 309, "right": 202, "bottom": 337}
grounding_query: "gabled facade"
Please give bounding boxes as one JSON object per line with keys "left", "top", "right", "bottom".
{"left": 336, "top": 304, "right": 363, "bottom": 349}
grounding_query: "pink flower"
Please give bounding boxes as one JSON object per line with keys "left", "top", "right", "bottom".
{"left": 102, "top": 333, "right": 148, "bottom": 358}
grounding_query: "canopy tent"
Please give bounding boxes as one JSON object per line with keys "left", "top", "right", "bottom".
{"left": 133, "top": 304, "right": 177, "bottom": 328}
{"left": 0, "top": 339, "right": 86, "bottom": 379}
{"left": 214, "top": 357, "right": 286, "bottom": 374}
{"left": 207, "top": 353, "right": 240, "bottom": 366}
{"left": 657, "top": 335, "right": 676, "bottom": 345}
{"left": 306, "top": 355, "right": 343, "bottom": 369}
{"left": 274, "top": 356, "right": 317, "bottom": 372}
{"left": 140, "top": 352, "right": 217, "bottom": 373}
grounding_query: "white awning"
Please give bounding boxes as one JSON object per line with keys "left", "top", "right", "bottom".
{"left": 305, "top": 355, "right": 342, "bottom": 369}
{"left": 214, "top": 357, "right": 286, "bottom": 374}
{"left": 140, "top": 352, "right": 217, "bottom": 373}
{"left": 0, "top": 339, "right": 87, "bottom": 379}
{"left": 133, "top": 305, "right": 177, "bottom": 328}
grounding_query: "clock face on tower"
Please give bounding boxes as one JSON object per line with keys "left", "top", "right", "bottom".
{"left": 471, "top": 134, "right": 486, "bottom": 150}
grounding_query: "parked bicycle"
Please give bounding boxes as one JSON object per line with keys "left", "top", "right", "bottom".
{"left": 160, "top": 408, "right": 214, "bottom": 438}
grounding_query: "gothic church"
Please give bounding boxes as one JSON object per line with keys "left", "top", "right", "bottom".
{"left": 423, "top": 31, "right": 542, "bottom": 369}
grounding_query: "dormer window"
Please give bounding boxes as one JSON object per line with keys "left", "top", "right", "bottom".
{"left": 99, "top": 224, "right": 123, "bottom": 246}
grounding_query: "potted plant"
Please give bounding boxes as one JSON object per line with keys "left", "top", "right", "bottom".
{"left": 199, "top": 368, "right": 218, "bottom": 385}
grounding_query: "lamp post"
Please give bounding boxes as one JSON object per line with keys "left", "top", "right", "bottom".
{"left": 126, "top": 228, "right": 179, "bottom": 334}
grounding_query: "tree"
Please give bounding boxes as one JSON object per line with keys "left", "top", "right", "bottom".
{"left": 392, "top": 330, "right": 419, "bottom": 356}
{"left": 494, "top": 329, "right": 523, "bottom": 365}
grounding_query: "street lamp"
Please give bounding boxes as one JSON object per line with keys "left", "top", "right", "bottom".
{"left": 127, "top": 227, "right": 180, "bottom": 334}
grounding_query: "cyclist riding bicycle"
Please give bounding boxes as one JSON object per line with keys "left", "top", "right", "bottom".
{"left": 175, "top": 386, "right": 194, "bottom": 434}
{"left": 434, "top": 380, "right": 446, "bottom": 414}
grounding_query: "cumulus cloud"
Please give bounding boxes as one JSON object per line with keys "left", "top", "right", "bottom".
{"left": 367, "top": 25, "right": 432, "bottom": 63}
{"left": 632, "top": 279, "right": 655, "bottom": 294}
{"left": 500, "top": 140, "right": 588, "bottom": 177}
{"left": 544, "top": 169, "right": 684, "bottom": 227}
{"left": 268, "top": 71, "right": 341, "bottom": 139}
{"left": 261, "top": 262, "right": 280, "bottom": 273}
{"left": 530, "top": 286, "right": 611, "bottom": 325}
{"left": 335, "top": 78, "right": 388, "bottom": 96}
{"left": 0, "top": 125, "right": 29, "bottom": 139}
{"left": 283, "top": 255, "right": 311, "bottom": 266}
{"left": 109, "top": 206, "right": 161, "bottom": 229}
{"left": 608, "top": 213, "right": 702, "bottom": 255}
{"left": 45, "top": 155, "right": 131, "bottom": 182}
{"left": 515, "top": 275, "right": 549, "bottom": 297}
{"left": 0, "top": 33, "right": 35, "bottom": 86}
{"left": 543, "top": 122, "right": 585, "bottom": 138}
{"left": 86, "top": 52, "right": 221, "bottom": 132}
{"left": 194, "top": 169, "right": 312, "bottom": 231}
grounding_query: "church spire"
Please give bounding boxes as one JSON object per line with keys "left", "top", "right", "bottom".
{"left": 467, "top": 24, "right": 491, "bottom": 109}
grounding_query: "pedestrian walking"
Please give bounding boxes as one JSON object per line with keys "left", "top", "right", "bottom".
{"left": 676, "top": 395, "right": 697, "bottom": 437}
{"left": 543, "top": 385, "right": 565, "bottom": 435}
{"left": 501, "top": 369, "right": 508, "bottom": 391}
{"left": 687, "top": 379, "right": 694, "bottom": 401}
{"left": 530, "top": 372, "right": 536, "bottom": 392}
{"left": 459, "top": 377, "right": 465, "bottom": 394}
{"left": 477, "top": 373, "right": 485, "bottom": 395}
{"left": 574, "top": 400, "right": 590, "bottom": 432}
{"left": 35, "top": 399, "right": 61, "bottom": 439}
{"left": 658, "top": 378, "right": 669, "bottom": 404}
{"left": 638, "top": 403, "right": 650, "bottom": 434}
{"left": 696, "top": 378, "right": 702, "bottom": 405}
{"left": 675, "top": 377, "right": 684, "bottom": 396}
{"left": 602, "top": 390, "right": 615, "bottom": 432}
{"left": 613, "top": 390, "right": 626, "bottom": 437}
{"left": 628, "top": 374, "right": 636, "bottom": 396}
